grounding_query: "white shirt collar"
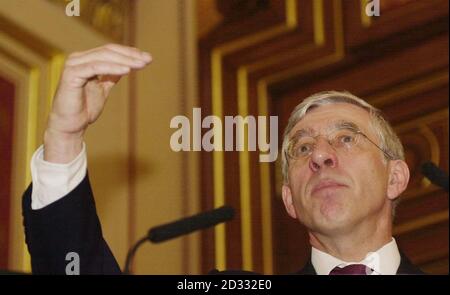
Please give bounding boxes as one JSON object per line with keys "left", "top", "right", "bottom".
{"left": 311, "top": 238, "right": 401, "bottom": 275}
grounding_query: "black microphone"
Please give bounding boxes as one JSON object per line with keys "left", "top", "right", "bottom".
{"left": 123, "top": 206, "right": 235, "bottom": 274}
{"left": 148, "top": 205, "right": 235, "bottom": 243}
{"left": 421, "top": 161, "right": 449, "bottom": 192}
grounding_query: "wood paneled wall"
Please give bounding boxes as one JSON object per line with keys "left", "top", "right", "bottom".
{"left": 0, "top": 77, "right": 15, "bottom": 269}
{"left": 199, "top": 0, "right": 448, "bottom": 274}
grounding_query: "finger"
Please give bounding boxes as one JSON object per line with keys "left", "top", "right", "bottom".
{"left": 68, "top": 44, "right": 146, "bottom": 59}
{"left": 104, "top": 43, "right": 152, "bottom": 62}
{"left": 62, "top": 62, "right": 131, "bottom": 87}
{"left": 66, "top": 47, "right": 151, "bottom": 68}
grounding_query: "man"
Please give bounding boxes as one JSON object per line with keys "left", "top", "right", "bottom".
{"left": 280, "top": 92, "right": 423, "bottom": 275}
{"left": 22, "top": 44, "right": 422, "bottom": 274}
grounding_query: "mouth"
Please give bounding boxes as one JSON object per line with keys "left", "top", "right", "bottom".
{"left": 311, "top": 180, "right": 347, "bottom": 196}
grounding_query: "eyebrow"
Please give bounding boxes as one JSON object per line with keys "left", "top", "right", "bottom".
{"left": 334, "top": 120, "right": 360, "bottom": 131}
{"left": 290, "top": 120, "right": 361, "bottom": 139}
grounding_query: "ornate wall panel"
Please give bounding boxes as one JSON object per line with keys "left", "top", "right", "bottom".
{"left": 0, "top": 13, "right": 64, "bottom": 271}
{"left": 0, "top": 77, "right": 15, "bottom": 269}
{"left": 199, "top": 0, "right": 448, "bottom": 274}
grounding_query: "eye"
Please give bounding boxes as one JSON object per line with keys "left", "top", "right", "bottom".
{"left": 338, "top": 133, "right": 356, "bottom": 144}
{"left": 297, "top": 143, "right": 313, "bottom": 156}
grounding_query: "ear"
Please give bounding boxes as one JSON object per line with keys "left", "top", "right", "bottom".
{"left": 387, "top": 160, "right": 410, "bottom": 201}
{"left": 282, "top": 184, "right": 297, "bottom": 219}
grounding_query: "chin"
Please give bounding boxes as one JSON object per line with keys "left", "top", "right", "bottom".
{"left": 316, "top": 203, "right": 352, "bottom": 229}
{"left": 318, "top": 196, "right": 346, "bottom": 217}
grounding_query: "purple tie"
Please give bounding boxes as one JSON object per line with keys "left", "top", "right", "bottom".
{"left": 329, "top": 264, "right": 373, "bottom": 275}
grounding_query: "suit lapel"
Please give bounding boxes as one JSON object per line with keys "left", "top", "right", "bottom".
{"left": 396, "top": 253, "right": 425, "bottom": 275}
{"left": 294, "top": 259, "right": 317, "bottom": 275}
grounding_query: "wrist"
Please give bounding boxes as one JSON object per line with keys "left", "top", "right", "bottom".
{"left": 43, "top": 128, "right": 84, "bottom": 164}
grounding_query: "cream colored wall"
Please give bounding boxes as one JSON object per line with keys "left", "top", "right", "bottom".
{"left": 0, "top": 0, "right": 199, "bottom": 274}
{"left": 132, "top": 0, "right": 199, "bottom": 274}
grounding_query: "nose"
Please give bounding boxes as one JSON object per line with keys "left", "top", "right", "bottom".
{"left": 309, "top": 138, "right": 338, "bottom": 172}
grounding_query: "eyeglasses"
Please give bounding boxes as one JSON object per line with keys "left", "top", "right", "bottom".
{"left": 285, "top": 127, "right": 394, "bottom": 164}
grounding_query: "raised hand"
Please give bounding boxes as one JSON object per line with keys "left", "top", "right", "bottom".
{"left": 44, "top": 44, "right": 152, "bottom": 163}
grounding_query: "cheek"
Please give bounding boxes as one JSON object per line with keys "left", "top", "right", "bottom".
{"left": 288, "top": 167, "right": 311, "bottom": 209}
{"left": 288, "top": 167, "right": 309, "bottom": 193}
{"left": 357, "top": 157, "right": 388, "bottom": 196}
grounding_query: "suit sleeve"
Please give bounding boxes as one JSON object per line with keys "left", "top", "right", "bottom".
{"left": 22, "top": 173, "right": 121, "bottom": 274}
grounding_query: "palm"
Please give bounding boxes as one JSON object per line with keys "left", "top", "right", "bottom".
{"left": 83, "top": 76, "right": 119, "bottom": 125}
{"left": 51, "top": 75, "right": 118, "bottom": 135}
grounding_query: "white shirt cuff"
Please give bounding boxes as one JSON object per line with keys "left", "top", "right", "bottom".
{"left": 30, "top": 143, "right": 87, "bottom": 210}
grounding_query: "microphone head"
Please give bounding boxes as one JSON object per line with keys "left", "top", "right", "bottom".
{"left": 148, "top": 206, "right": 235, "bottom": 243}
{"left": 421, "top": 161, "right": 449, "bottom": 192}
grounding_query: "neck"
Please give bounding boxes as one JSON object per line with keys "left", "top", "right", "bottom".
{"left": 309, "top": 207, "right": 393, "bottom": 262}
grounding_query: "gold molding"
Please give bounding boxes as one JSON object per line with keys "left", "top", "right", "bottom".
{"left": 237, "top": 68, "right": 253, "bottom": 270}
{"left": 210, "top": 0, "right": 299, "bottom": 271}
{"left": 0, "top": 47, "right": 39, "bottom": 273}
{"left": 362, "top": 70, "right": 448, "bottom": 200}
{"left": 360, "top": 0, "right": 372, "bottom": 27}
{"left": 254, "top": 1, "right": 344, "bottom": 274}
{"left": 368, "top": 70, "right": 449, "bottom": 108}
{"left": 396, "top": 110, "right": 448, "bottom": 199}
{"left": 0, "top": 16, "right": 64, "bottom": 273}
{"left": 394, "top": 210, "right": 449, "bottom": 236}
{"left": 209, "top": 0, "right": 345, "bottom": 273}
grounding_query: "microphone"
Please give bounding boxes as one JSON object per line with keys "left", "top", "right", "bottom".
{"left": 148, "top": 205, "right": 235, "bottom": 243}
{"left": 123, "top": 205, "right": 235, "bottom": 274}
{"left": 421, "top": 161, "right": 449, "bottom": 192}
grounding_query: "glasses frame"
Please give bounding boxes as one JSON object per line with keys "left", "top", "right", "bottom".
{"left": 285, "top": 128, "right": 394, "bottom": 164}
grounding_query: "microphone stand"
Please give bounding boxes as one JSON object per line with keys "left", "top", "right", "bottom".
{"left": 122, "top": 205, "right": 235, "bottom": 274}
{"left": 123, "top": 236, "right": 148, "bottom": 275}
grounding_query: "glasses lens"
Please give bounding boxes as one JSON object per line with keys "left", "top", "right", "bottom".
{"left": 330, "top": 129, "right": 359, "bottom": 149}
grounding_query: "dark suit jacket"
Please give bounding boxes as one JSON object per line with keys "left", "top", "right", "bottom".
{"left": 22, "top": 174, "right": 121, "bottom": 274}
{"left": 22, "top": 173, "right": 424, "bottom": 275}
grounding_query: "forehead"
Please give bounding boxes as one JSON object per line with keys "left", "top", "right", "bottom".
{"left": 290, "top": 103, "right": 372, "bottom": 136}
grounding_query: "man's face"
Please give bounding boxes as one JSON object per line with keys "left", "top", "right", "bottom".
{"left": 282, "top": 103, "right": 393, "bottom": 235}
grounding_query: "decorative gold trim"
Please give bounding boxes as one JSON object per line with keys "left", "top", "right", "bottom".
{"left": 48, "top": 54, "right": 65, "bottom": 113}
{"left": 360, "top": 0, "right": 372, "bottom": 27}
{"left": 22, "top": 68, "right": 40, "bottom": 272}
{"left": 210, "top": 0, "right": 299, "bottom": 271}
{"left": 313, "top": 0, "right": 325, "bottom": 45}
{"left": 263, "top": 0, "right": 344, "bottom": 85}
{"left": 257, "top": 80, "right": 274, "bottom": 274}
{"left": 211, "top": 50, "right": 227, "bottom": 270}
{"left": 237, "top": 69, "right": 253, "bottom": 270}
{"left": 394, "top": 210, "right": 449, "bottom": 236}
{"left": 368, "top": 70, "right": 449, "bottom": 108}
{"left": 395, "top": 109, "right": 450, "bottom": 132}
{"left": 0, "top": 15, "right": 64, "bottom": 273}
{"left": 395, "top": 109, "right": 448, "bottom": 199}
{"left": 210, "top": 0, "right": 345, "bottom": 272}
{"left": 251, "top": 0, "right": 344, "bottom": 273}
